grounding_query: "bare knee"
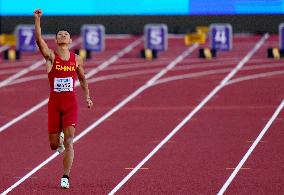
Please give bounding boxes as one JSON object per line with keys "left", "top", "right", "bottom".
{"left": 63, "top": 126, "right": 75, "bottom": 150}
{"left": 64, "top": 137, "right": 74, "bottom": 150}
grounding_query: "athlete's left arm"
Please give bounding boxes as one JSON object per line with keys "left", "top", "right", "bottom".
{"left": 76, "top": 55, "right": 93, "bottom": 108}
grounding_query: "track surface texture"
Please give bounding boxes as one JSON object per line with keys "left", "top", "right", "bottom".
{"left": 0, "top": 34, "right": 283, "bottom": 195}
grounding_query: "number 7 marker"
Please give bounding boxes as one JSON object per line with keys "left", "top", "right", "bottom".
{"left": 15, "top": 25, "right": 36, "bottom": 52}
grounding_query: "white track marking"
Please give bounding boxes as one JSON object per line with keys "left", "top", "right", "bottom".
{"left": 173, "top": 61, "right": 284, "bottom": 71}
{"left": 154, "top": 68, "right": 232, "bottom": 86}
{"left": 154, "top": 69, "right": 284, "bottom": 87}
{"left": 108, "top": 34, "right": 268, "bottom": 195}
{"left": 0, "top": 38, "right": 142, "bottom": 133}
{"left": 7, "top": 66, "right": 284, "bottom": 90}
{"left": 105, "top": 62, "right": 166, "bottom": 71}
{"left": 7, "top": 69, "right": 160, "bottom": 87}
{"left": 225, "top": 70, "right": 284, "bottom": 86}
{"left": 84, "top": 38, "right": 142, "bottom": 79}
{"left": 1, "top": 153, "right": 59, "bottom": 195}
{"left": 217, "top": 100, "right": 284, "bottom": 195}
{"left": 0, "top": 69, "right": 25, "bottom": 76}
{"left": 221, "top": 33, "right": 269, "bottom": 85}
{"left": 1, "top": 43, "right": 198, "bottom": 195}
{"left": 0, "top": 99, "right": 49, "bottom": 134}
{"left": 0, "top": 38, "right": 82, "bottom": 88}
{"left": 7, "top": 75, "right": 47, "bottom": 86}
{"left": 6, "top": 55, "right": 283, "bottom": 89}
{"left": 0, "top": 62, "right": 42, "bottom": 69}
{"left": 6, "top": 55, "right": 283, "bottom": 94}
{"left": 241, "top": 63, "right": 284, "bottom": 70}
{"left": 74, "top": 44, "right": 198, "bottom": 142}
{"left": 0, "top": 59, "right": 45, "bottom": 88}
{"left": 87, "top": 68, "right": 161, "bottom": 84}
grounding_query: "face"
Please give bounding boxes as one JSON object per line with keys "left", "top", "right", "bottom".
{"left": 56, "top": 31, "right": 72, "bottom": 44}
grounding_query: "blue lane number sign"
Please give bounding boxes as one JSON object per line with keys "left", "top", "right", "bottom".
{"left": 15, "top": 25, "right": 36, "bottom": 51}
{"left": 210, "top": 23, "right": 232, "bottom": 51}
{"left": 145, "top": 24, "right": 168, "bottom": 51}
{"left": 81, "top": 24, "right": 105, "bottom": 51}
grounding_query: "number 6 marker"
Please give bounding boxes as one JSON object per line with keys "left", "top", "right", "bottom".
{"left": 81, "top": 24, "right": 105, "bottom": 52}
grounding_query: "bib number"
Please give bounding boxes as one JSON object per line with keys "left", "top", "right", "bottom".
{"left": 54, "top": 77, "right": 73, "bottom": 92}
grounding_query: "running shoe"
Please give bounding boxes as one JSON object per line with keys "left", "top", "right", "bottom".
{"left": 61, "top": 177, "right": 69, "bottom": 189}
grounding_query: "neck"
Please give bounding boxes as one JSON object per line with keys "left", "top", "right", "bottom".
{"left": 56, "top": 45, "right": 70, "bottom": 60}
{"left": 57, "top": 44, "right": 69, "bottom": 53}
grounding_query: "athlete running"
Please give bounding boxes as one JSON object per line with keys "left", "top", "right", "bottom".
{"left": 34, "top": 9, "right": 93, "bottom": 189}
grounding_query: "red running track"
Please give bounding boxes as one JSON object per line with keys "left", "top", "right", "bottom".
{"left": 0, "top": 34, "right": 283, "bottom": 194}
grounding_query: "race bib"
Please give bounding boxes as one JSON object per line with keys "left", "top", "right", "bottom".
{"left": 54, "top": 77, "right": 73, "bottom": 92}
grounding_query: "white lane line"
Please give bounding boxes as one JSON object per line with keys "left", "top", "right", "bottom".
{"left": 0, "top": 61, "right": 41, "bottom": 69}
{"left": 225, "top": 70, "right": 284, "bottom": 86}
{"left": 154, "top": 69, "right": 284, "bottom": 87}
{"left": 221, "top": 33, "right": 269, "bottom": 85}
{"left": 0, "top": 69, "right": 24, "bottom": 76}
{"left": 108, "top": 34, "right": 268, "bottom": 195}
{"left": 153, "top": 68, "right": 231, "bottom": 86}
{"left": 7, "top": 75, "right": 47, "bottom": 86}
{"left": 0, "top": 99, "right": 49, "bottom": 134}
{"left": 0, "top": 43, "right": 198, "bottom": 195}
{"left": 73, "top": 44, "right": 198, "bottom": 143}
{"left": 0, "top": 38, "right": 142, "bottom": 133}
{"left": 7, "top": 69, "right": 160, "bottom": 87}
{"left": 0, "top": 59, "right": 45, "bottom": 88}
{"left": 105, "top": 62, "right": 166, "bottom": 71}
{"left": 173, "top": 61, "right": 284, "bottom": 71}
{"left": 0, "top": 38, "right": 82, "bottom": 89}
{"left": 87, "top": 68, "right": 161, "bottom": 84}
{"left": 7, "top": 56, "right": 283, "bottom": 89}
{"left": 217, "top": 100, "right": 284, "bottom": 195}
{"left": 84, "top": 38, "right": 142, "bottom": 79}
{"left": 0, "top": 45, "right": 10, "bottom": 53}
{"left": 1, "top": 153, "right": 59, "bottom": 195}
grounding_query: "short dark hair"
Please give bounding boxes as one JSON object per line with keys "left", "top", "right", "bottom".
{"left": 56, "top": 29, "right": 71, "bottom": 37}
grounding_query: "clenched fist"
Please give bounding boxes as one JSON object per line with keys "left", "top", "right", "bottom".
{"left": 34, "top": 9, "right": 42, "bottom": 19}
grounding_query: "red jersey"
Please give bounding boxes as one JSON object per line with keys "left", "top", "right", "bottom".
{"left": 47, "top": 51, "right": 78, "bottom": 133}
{"left": 48, "top": 52, "right": 77, "bottom": 94}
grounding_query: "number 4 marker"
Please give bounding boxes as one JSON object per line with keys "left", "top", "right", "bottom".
{"left": 210, "top": 23, "right": 233, "bottom": 51}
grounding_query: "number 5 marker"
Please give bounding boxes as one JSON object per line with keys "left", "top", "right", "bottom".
{"left": 144, "top": 24, "right": 168, "bottom": 51}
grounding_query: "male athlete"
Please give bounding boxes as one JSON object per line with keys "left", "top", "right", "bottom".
{"left": 34, "top": 9, "right": 93, "bottom": 189}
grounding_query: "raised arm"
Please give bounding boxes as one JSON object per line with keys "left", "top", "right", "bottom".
{"left": 34, "top": 9, "right": 54, "bottom": 61}
{"left": 76, "top": 55, "right": 93, "bottom": 108}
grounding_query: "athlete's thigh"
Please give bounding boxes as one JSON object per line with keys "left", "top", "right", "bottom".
{"left": 62, "top": 103, "right": 78, "bottom": 129}
{"left": 48, "top": 100, "right": 62, "bottom": 133}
